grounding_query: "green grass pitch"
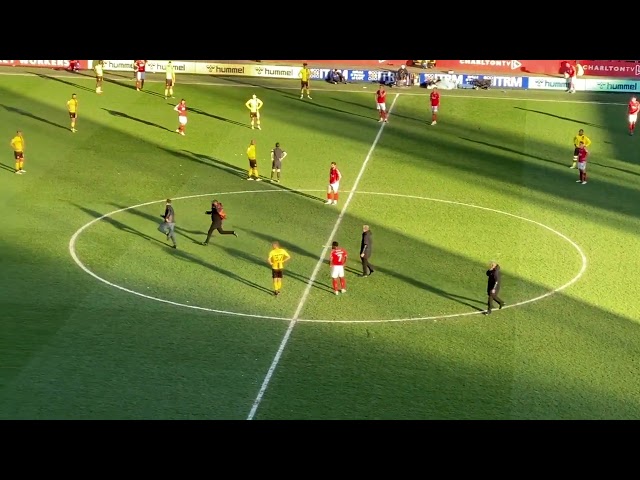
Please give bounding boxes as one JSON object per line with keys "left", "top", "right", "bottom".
{"left": 1, "top": 68, "right": 640, "bottom": 419}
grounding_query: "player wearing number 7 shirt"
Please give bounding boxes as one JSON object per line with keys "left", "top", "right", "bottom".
{"left": 330, "top": 241, "right": 347, "bottom": 295}
{"left": 376, "top": 85, "right": 388, "bottom": 123}
{"left": 628, "top": 96, "right": 639, "bottom": 136}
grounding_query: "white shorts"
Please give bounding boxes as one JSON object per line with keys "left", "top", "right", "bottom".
{"left": 136, "top": 71, "right": 145, "bottom": 81}
{"left": 330, "top": 265, "right": 345, "bottom": 278}
{"left": 629, "top": 113, "right": 638, "bottom": 124}
{"left": 178, "top": 116, "right": 188, "bottom": 125}
{"left": 376, "top": 102, "right": 386, "bottom": 111}
{"left": 431, "top": 106, "right": 439, "bottom": 113}
{"left": 328, "top": 182, "right": 339, "bottom": 192}
{"left": 577, "top": 161, "right": 587, "bottom": 171}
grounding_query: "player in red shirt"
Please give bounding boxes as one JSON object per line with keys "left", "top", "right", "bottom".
{"left": 430, "top": 88, "right": 440, "bottom": 125}
{"left": 173, "top": 99, "right": 187, "bottom": 136}
{"left": 329, "top": 241, "right": 347, "bottom": 295}
{"left": 564, "top": 61, "right": 577, "bottom": 93}
{"left": 375, "top": 85, "right": 388, "bottom": 123}
{"left": 326, "top": 162, "right": 342, "bottom": 205}
{"left": 628, "top": 96, "right": 639, "bottom": 135}
{"left": 576, "top": 141, "right": 589, "bottom": 184}
{"left": 134, "top": 60, "right": 147, "bottom": 91}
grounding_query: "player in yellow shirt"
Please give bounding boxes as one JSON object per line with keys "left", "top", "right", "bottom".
{"left": 66, "top": 93, "right": 78, "bottom": 132}
{"left": 246, "top": 138, "right": 261, "bottom": 181}
{"left": 164, "top": 61, "right": 176, "bottom": 100}
{"left": 94, "top": 60, "right": 104, "bottom": 94}
{"left": 10, "top": 130, "right": 25, "bottom": 174}
{"left": 299, "top": 62, "right": 312, "bottom": 99}
{"left": 268, "top": 241, "right": 291, "bottom": 296}
{"left": 570, "top": 128, "right": 592, "bottom": 168}
{"left": 245, "top": 94, "right": 263, "bottom": 129}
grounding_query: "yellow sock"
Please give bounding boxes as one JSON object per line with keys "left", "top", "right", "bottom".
{"left": 275, "top": 279, "right": 281, "bottom": 290}
{"left": 248, "top": 167, "right": 253, "bottom": 176}
{"left": 19, "top": 161, "right": 24, "bottom": 170}
{"left": 15, "top": 161, "right": 19, "bottom": 171}
{"left": 273, "top": 280, "right": 278, "bottom": 291}
{"left": 169, "top": 87, "right": 173, "bottom": 96}
{"left": 253, "top": 168, "right": 259, "bottom": 178}
{"left": 164, "top": 88, "right": 168, "bottom": 97}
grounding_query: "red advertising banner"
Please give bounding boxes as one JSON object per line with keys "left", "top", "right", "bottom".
{"left": 0, "top": 60, "right": 90, "bottom": 70}
{"left": 269, "top": 60, "right": 410, "bottom": 67}
{"left": 434, "top": 60, "right": 640, "bottom": 78}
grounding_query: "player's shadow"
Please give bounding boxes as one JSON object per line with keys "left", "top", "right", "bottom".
{"left": 0, "top": 104, "right": 68, "bottom": 131}
{"left": 0, "top": 162, "right": 16, "bottom": 173}
{"left": 107, "top": 203, "right": 202, "bottom": 244}
{"left": 332, "top": 97, "right": 424, "bottom": 124}
{"left": 102, "top": 109, "right": 173, "bottom": 132}
{"left": 459, "top": 137, "right": 565, "bottom": 168}
{"left": 35, "top": 73, "right": 95, "bottom": 93}
{"left": 283, "top": 96, "right": 374, "bottom": 121}
{"left": 514, "top": 107, "right": 605, "bottom": 129}
{"left": 219, "top": 246, "right": 334, "bottom": 294}
{"left": 177, "top": 149, "right": 247, "bottom": 180}
{"left": 224, "top": 77, "right": 301, "bottom": 99}
{"left": 168, "top": 247, "right": 274, "bottom": 295}
{"left": 237, "top": 228, "right": 320, "bottom": 262}
{"left": 72, "top": 204, "right": 169, "bottom": 247}
{"left": 188, "top": 107, "right": 251, "bottom": 128}
{"left": 368, "top": 265, "right": 486, "bottom": 311}
{"left": 590, "top": 162, "right": 640, "bottom": 178}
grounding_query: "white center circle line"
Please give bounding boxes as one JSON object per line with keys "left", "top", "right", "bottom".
{"left": 69, "top": 190, "right": 588, "bottom": 324}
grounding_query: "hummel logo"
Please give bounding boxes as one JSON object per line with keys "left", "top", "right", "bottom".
{"left": 511, "top": 60, "right": 522, "bottom": 70}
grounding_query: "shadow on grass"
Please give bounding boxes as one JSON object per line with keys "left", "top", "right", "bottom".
{"left": 332, "top": 96, "right": 425, "bottom": 124}
{"left": 167, "top": 247, "right": 274, "bottom": 295}
{"left": 514, "top": 106, "right": 605, "bottom": 128}
{"left": 224, "top": 76, "right": 301, "bottom": 99}
{"left": 35, "top": 73, "right": 95, "bottom": 93}
{"left": 0, "top": 162, "right": 16, "bottom": 173}
{"left": 238, "top": 227, "right": 320, "bottom": 262}
{"left": 282, "top": 95, "right": 374, "bottom": 121}
{"left": 72, "top": 203, "right": 272, "bottom": 295}
{"left": 73, "top": 204, "right": 168, "bottom": 247}
{"left": 157, "top": 147, "right": 323, "bottom": 202}
{"left": 460, "top": 137, "right": 565, "bottom": 168}
{"left": 102, "top": 108, "right": 174, "bottom": 132}
{"left": 219, "top": 245, "right": 334, "bottom": 294}
{"left": 188, "top": 107, "right": 251, "bottom": 128}
{"left": 0, "top": 104, "right": 68, "bottom": 131}
{"left": 591, "top": 162, "right": 640, "bottom": 178}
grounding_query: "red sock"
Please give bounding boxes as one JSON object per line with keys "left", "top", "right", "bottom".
{"left": 327, "top": 192, "right": 333, "bottom": 201}
{"left": 340, "top": 277, "right": 346, "bottom": 289}
{"left": 632, "top": 122, "right": 636, "bottom": 132}
{"left": 382, "top": 110, "right": 387, "bottom": 120}
{"left": 432, "top": 114, "right": 437, "bottom": 122}
{"left": 332, "top": 279, "right": 338, "bottom": 291}
{"left": 333, "top": 193, "right": 339, "bottom": 202}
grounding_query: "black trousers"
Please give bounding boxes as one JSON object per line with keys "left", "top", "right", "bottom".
{"left": 487, "top": 289, "right": 503, "bottom": 311}
{"left": 361, "top": 254, "right": 374, "bottom": 275}
{"left": 205, "top": 222, "right": 235, "bottom": 242}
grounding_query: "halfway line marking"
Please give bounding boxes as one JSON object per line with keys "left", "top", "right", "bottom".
{"left": 245, "top": 93, "right": 400, "bottom": 420}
